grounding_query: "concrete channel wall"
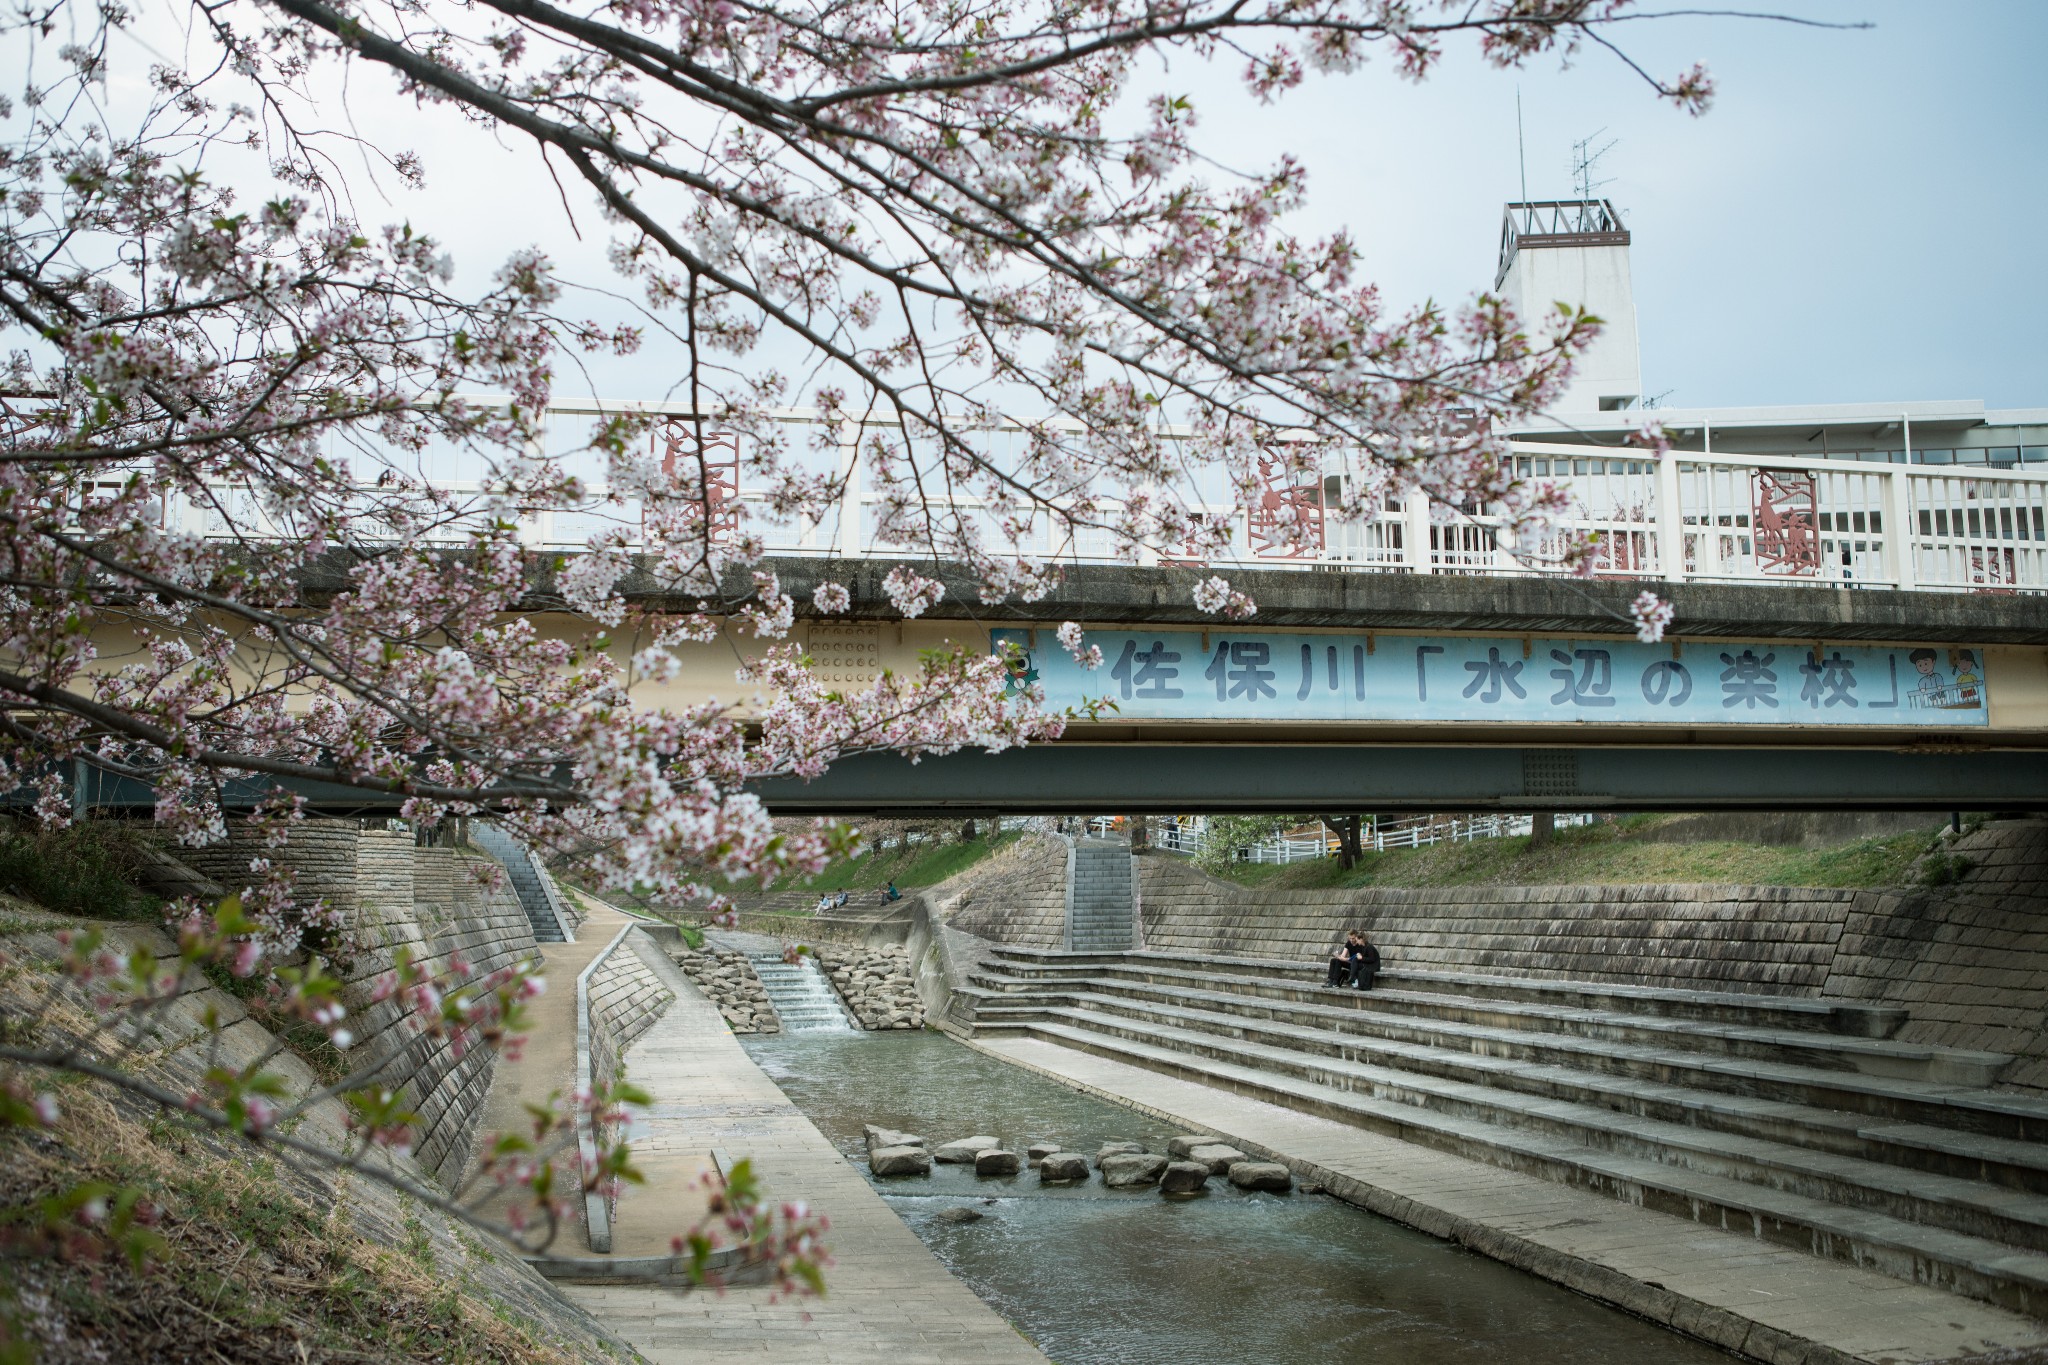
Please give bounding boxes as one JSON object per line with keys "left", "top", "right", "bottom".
{"left": 181, "top": 823, "right": 542, "bottom": 1186}
{"left": 916, "top": 818, "right": 2048, "bottom": 1095}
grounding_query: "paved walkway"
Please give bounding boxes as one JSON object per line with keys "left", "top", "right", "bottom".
{"left": 966, "top": 1034, "right": 2048, "bottom": 1365}
{"left": 464, "top": 899, "right": 633, "bottom": 1236}
{"left": 563, "top": 949, "right": 1048, "bottom": 1364}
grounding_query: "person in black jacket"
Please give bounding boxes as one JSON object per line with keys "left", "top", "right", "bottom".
{"left": 1348, "top": 934, "right": 1381, "bottom": 991}
{"left": 1325, "top": 933, "right": 1355, "bottom": 987}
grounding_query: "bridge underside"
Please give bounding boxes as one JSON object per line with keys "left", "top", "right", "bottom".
{"left": 746, "top": 745, "right": 2048, "bottom": 816}
{"left": 34, "top": 744, "right": 2045, "bottom": 819}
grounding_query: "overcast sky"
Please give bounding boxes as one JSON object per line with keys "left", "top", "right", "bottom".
{"left": 90, "top": 2, "right": 2048, "bottom": 413}
{"left": 1176, "top": 0, "right": 2047, "bottom": 413}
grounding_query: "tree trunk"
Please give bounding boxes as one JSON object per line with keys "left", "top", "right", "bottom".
{"left": 1319, "top": 814, "right": 1364, "bottom": 869}
{"left": 1530, "top": 812, "right": 1555, "bottom": 846}
{"left": 1128, "top": 814, "right": 1150, "bottom": 852}
{"left": 960, "top": 817, "right": 978, "bottom": 842}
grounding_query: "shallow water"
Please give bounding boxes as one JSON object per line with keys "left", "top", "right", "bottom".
{"left": 745, "top": 1030, "right": 1735, "bottom": 1365}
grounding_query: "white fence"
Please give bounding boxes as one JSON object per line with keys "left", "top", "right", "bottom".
{"left": 153, "top": 402, "right": 2048, "bottom": 595}
{"left": 1132, "top": 814, "right": 1594, "bottom": 862}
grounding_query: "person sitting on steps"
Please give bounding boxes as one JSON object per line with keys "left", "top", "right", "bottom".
{"left": 1349, "top": 932, "right": 1381, "bottom": 991}
{"left": 1326, "top": 931, "right": 1359, "bottom": 987}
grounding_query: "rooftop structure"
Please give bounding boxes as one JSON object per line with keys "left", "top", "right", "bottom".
{"left": 1495, "top": 198, "right": 2048, "bottom": 469}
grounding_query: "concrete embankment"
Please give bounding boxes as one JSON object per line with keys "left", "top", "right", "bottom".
{"left": 915, "top": 817, "right": 2048, "bottom": 1364}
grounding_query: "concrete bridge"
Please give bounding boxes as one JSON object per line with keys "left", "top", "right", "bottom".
{"left": 49, "top": 551, "right": 2048, "bottom": 816}
{"left": 619, "top": 557, "right": 2044, "bottom": 815}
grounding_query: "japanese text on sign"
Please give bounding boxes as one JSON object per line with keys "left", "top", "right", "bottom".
{"left": 993, "top": 630, "right": 1990, "bottom": 727}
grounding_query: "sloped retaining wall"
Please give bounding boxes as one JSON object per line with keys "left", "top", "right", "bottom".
{"left": 181, "top": 824, "right": 539, "bottom": 1186}
{"left": 936, "top": 834, "right": 1069, "bottom": 948}
{"left": 578, "top": 927, "right": 676, "bottom": 1252}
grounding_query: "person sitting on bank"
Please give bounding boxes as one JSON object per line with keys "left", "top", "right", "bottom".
{"left": 1349, "top": 933, "right": 1381, "bottom": 991}
{"left": 881, "top": 881, "right": 902, "bottom": 903}
{"left": 1326, "top": 932, "right": 1358, "bottom": 987}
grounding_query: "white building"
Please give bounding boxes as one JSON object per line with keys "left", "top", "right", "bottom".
{"left": 1495, "top": 197, "right": 2048, "bottom": 471}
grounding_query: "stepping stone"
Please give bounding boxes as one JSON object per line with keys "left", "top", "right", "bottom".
{"left": 1166, "top": 1134, "right": 1223, "bottom": 1159}
{"left": 1038, "top": 1152, "right": 1090, "bottom": 1182}
{"left": 870, "top": 1145, "right": 933, "bottom": 1177}
{"left": 864, "top": 1125, "right": 924, "bottom": 1156}
{"left": 974, "top": 1148, "right": 1023, "bottom": 1176}
{"left": 1096, "top": 1141, "right": 1146, "bottom": 1167}
{"left": 1185, "top": 1143, "right": 1249, "bottom": 1176}
{"left": 934, "top": 1135, "right": 1002, "bottom": 1163}
{"left": 1159, "top": 1161, "right": 1211, "bottom": 1194}
{"left": 1101, "top": 1153, "right": 1169, "bottom": 1188}
{"left": 1227, "top": 1161, "right": 1292, "bottom": 1192}
{"left": 1026, "top": 1142, "right": 1062, "bottom": 1162}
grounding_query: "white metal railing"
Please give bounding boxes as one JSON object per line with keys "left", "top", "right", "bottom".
{"left": 156, "top": 406, "right": 2048, "bottom": 595}
{"left": 1126, "top": 814, "right": 1595, "bottom": 862}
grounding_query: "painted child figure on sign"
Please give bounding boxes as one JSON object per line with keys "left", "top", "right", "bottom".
{"left": 1909, "top": 649, "right": 1948, "bottom": 696}
{"left": 1953, "top": 650, "right": 1984, "bottom": 705}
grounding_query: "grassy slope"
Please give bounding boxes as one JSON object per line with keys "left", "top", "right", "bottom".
{"left": 1205, "top": 815, "right": 1938, "bottom": 891}
{"left": 0, "top": 908, "right": 612, "bottom": 1365}
{"left": 744, "top": 831, "right": 1022, "bottom": 897}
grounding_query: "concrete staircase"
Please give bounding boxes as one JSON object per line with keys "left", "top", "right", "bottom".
{"left": 1065, "top": 841, "right": 1134, "bottom": 952}
{"left": 470, "top": 823, "right": 569, "bottom": 943}
{"left": 955, "top": 946, "right": 2048, "bottom": 1318}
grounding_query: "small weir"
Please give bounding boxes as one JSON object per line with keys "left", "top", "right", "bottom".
{"left": 746, "top": 1030, "right": 1736, "bottom": 1365}
{"left": 748, "top": 953, "right": 859, "bottom": 1033}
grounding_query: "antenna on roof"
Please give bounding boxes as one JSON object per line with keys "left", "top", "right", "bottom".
{"left": 1516, "top": 87, "right": 1529, "bottom": 204}
{"left": 1570, "top": 129, "right": 1619, "bottom": 202}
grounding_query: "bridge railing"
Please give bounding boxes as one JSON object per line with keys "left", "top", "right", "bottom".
{"left": 152, "top": 407, "right": 2048, "bottom": 594}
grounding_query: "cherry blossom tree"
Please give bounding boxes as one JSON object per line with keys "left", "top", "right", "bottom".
{"left": 0, "top": 0, "right": 1731, "bottom": 1320}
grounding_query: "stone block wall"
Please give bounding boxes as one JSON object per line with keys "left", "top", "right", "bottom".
{"left": 1823, "top": 821, "right": 2048, "bottom": 1091}
{"left": 916, "top": 820, "right": 2048, "bottom": 1094}
{"left": 588, "top": 933, "right": 675, "bottom": 1068}
{"left": 181, "top": 823, "right": 540, "bottom": 1187}
{"left": 937, "top": 834, "right": 1069, "bottom": 948}
{"left": 1136, "top": 856, "right": 1858, "bottom": 995}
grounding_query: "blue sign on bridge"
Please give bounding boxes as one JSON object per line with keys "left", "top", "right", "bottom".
{"left": 991, "top": 629, "right": 1990, "bottom": 727}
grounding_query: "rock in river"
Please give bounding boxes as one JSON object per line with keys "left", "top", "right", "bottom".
{"left": 1185, "top": 1143, "right": 1249, "bottom": 1176}
{"left": 1026, "top": 1142, "right": 1061, "bottom": 1162}
{"left": 1158, "top": 1161, "right": 1211, "bottom": 1194}
{"left": 1095, "top": 1141, "right": 1147, "bottom": 1167}
{"left": 1166, "top": 1135, "right": 1222, "bottom": 1159}
{"left": 870, "top": 1145, "right": 933, "bottom": 1177}
{"left": 1100, "top": 1153, "right": 1169, "bottom": 1188}
{"left": 933, "top": 1135, "right": 1002, "bottom": 1164}
{"left": 865, "top": 1125, "right": 925, "bottom": 1156}
{"left": 974, "top": 1148, "right": 1023, "bottom": 1177}
{"left": 1227, "top": 1161, "right": 1293, "bottom": 1192}
{"left": 1037, "top": 1152, "right": 1090, "bottom": 1182}
{"left": 933, "top": 1206, "right": 985, "bottom": 1225}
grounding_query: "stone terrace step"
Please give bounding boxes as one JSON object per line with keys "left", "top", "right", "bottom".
{"left": 956, "top": 978, "right": 2048, "bottom": 1186}
{"left": 971, "top": 989, "right": 2048, "bottom": 1229}
{"left": 965, "top": 961, "right": 2011, "bottom": 1088}
{"left": 988, "top": 946, "right": 1911, "bottom": 1038}
{"left": 980, "top": 1013, "right": 2048, "bottom": 1319}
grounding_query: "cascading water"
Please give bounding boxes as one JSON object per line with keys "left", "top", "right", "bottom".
{"left": 749, "top": 954, "right": 860, "bottom": 1033}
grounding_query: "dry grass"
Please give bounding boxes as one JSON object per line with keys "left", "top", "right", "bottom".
{"left": 0, "top": 927, "right": 622, "bottom": 1365}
